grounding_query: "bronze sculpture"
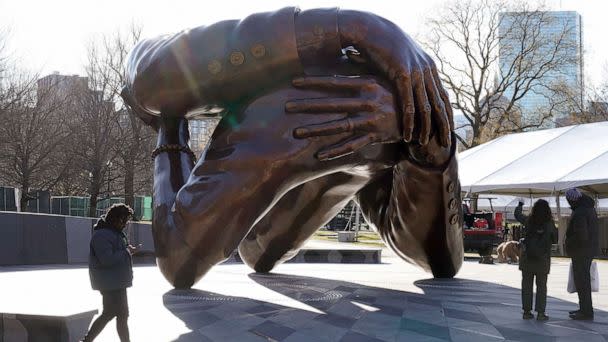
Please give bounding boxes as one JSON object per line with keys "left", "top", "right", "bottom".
{"left": 121, "top": 7, "right": 463, "bottom": 289}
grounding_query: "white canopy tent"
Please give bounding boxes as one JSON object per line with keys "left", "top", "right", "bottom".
{"left": 459, "top": 122, "right": 608, "bottom": 197}
{"left": 472, "top": 195, "right": 608, "bottom": 217}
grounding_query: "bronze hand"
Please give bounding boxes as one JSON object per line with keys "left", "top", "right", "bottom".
{"left": 338, "top": 10, "right": 453, "bottom": 147}
{"left": 287, "top": 75, "right": 400, "bottom": 161}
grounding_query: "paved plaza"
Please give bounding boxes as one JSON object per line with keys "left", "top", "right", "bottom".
{"left": 1, "top": 243, "right": 607, "bottom": 341}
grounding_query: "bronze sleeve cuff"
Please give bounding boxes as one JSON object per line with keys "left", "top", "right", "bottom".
{"left": 295, "top": 7, "right": 343, "bottom": 68}
{"left": 388, "top": 139, "right": 463, "bottom": 277}
{"left": 404, "top": 132, "right": 456, "bottom": 172}
{"left": 126, "top": 7, "right": 303, "bottom": 114}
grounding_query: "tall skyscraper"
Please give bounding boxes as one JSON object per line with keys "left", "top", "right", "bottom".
{"left": 499, "top": 11, "right": 584, "bottom": 127}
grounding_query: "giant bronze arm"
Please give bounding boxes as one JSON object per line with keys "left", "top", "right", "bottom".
{"left": 123, "top": 7, "right": 451, "bottom": 146}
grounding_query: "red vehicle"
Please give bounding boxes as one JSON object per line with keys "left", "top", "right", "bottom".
{"left": 462, "top": 197, "right": 503, "bottom": 260}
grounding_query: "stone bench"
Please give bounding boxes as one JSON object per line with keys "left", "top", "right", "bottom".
{"left": 337, "top": 231, "right": 357, "bottom": 242}
{"left": 1, "top": 309, "right": 97, "bottom": 342}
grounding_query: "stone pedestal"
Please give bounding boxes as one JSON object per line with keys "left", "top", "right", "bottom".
{"left": 337, "top": 231, "right": 356, "bottom": 242}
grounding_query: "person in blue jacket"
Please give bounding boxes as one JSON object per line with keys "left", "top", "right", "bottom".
{"left": 82, "top": 204, "right": 138, "bottom": 342}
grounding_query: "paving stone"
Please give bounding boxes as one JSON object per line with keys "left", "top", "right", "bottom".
{"left": 339, "top": 331, "right": 386, "bottom": 342}
{"left": 442, "top": 301, "right": 485, "bottom": 314}
{"left": 403, "top": 311, "right": 449, "bottom": 328}
{"left": 350, "top": 312, "right": 401, "bottom": 341}
{"left": 449, "top": 326, "right": 505, "bottom": 341}
{"left": 555, "top": 336, "right": 607, "bottom": 342}
{"left": 326, "top": 300, "right": 367, "bottom": 318}
{"left": 268, "top": 309, "right": 320, "bottom": 329}
{"left": 444, "top": 308, "right": 492, "bottom": 324}
{"left": 373, "top": 304, "right": 405, "bottom": 317}
{"left": 408, "top": 296, "right": 443, "bottom": 307}
{"left": 283, "top": 331, "right": 327, "bottom": 342}
{"left": 198, "top": 320, "right": 250, "bottom": 340}
{"left": 494, "top": 325, "right": 557, "bottom": 342}
{"left": 314, "top": 312, "right": 358, "bottom": 329}
{"left": 373, "top": 295, "right": 408, "bottom": 308}
{"left": 249, "top": 320, "right": 296, "bottom": 341}
{"left": 178, "top": 310, "right": 221, "bottom": 328}
{"left": 227, "top": 331, "right": 274, "bottom": 342}
{"left": 173, "top": 331, "right": 215, "bottom": 342}
{"left": 346, "top": 293, "right": 376, "bottom": 304}
{"left": 298, "top": 320, "right": 349, "bottom": 342}
{"left": 400, "top": 317, "right": 451, "bottom": 340}
{"left": 446, "top": 321, "right": 503, "bottom": 340}
{"left": 395, "top": 329, "right": 449, "bottom": 341}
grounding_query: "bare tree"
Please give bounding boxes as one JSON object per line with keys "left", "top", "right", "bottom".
{"left": 558, "top": 66, "right": 608, "bottom": 125}
{"left": 583, "top": 84, "right": 608, "bottom": 122}
{"left": 0, "top": 28, "right": 37, "bottom": 125}
{"left": 87, "top": 25, "right": 156, "bottom": 212}
{"left": 0, "top": 71, "right": 73, "bottom": 210}
{"left": 0, "top": 27, "right": 7, "bottom": 74}
{"left": 66, "top": 43, "right": 121, "bottom": 217}
{"left": 424, "top": 0, "right": 580, "bottom": 148}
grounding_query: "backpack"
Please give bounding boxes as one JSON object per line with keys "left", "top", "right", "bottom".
{"left": 522, "top": 228, "right": 548, "bottom": 260}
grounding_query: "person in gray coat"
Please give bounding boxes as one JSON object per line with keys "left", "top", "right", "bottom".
{"left": 565, "top": 188, "right": 599, "bottom": 320}
{"left": 81, "top": 204, "right": 138, "bottom": 342}
{"left": 515, "top": 199, "right": 555, "bottom": 321}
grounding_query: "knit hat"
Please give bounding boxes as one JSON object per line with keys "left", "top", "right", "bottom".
{"left": 565, "top": 188, "right": 582, "bottom": 201}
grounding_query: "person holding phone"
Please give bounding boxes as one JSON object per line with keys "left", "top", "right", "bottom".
{"left": 82, "top": 204, "right": 138, "bottom": 342}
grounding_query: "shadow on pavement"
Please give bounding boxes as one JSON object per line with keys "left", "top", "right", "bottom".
{"left": 163, "top": 273, "right": 608, "bottom": 342}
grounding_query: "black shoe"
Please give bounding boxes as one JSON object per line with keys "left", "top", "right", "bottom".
{"left": 570, "top": 312, "right": 594, "bottom": 320}
{"left": 537, "top": 312, "right": 549, "bottom": 321}
{"left": 523, "top": 311, "right": 534, "bottom": 319}
{"left": 569, "top": 310, "right": 580, "bottom": 315}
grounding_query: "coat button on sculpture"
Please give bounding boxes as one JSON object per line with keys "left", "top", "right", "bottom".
{"left": 447, "top": 181, "right": 455, "bottom": 193}
{"left": 229, "top": 51, "right": 245, "bottom": 66}
{"left": 448, "top": 198, "right": 457, "bottom": 210}
{"left": 208, "top": 60, "right": 222, "bottom": 75}
{"left": 251, "top": 44, "right": 266, "bottom": 58}
{"left": 450, "top": 214, "right": 460, "bottom": 225}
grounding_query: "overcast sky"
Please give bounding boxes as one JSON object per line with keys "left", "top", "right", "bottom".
{"left": 1, "top": 0, "right": 606, "bottom": 86}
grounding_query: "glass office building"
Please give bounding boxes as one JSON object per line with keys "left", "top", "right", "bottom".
{"left": 188, "top": 118, "right": 220, "bottom": 156}
{"left": 499, "top": 11, "right": 584, "bottom": 127}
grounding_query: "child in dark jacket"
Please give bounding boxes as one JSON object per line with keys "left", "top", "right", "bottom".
{"left": 82, "top": 204, "right": 138, "bottom": 342}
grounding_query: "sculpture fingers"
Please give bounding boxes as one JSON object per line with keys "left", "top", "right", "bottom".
{"left": 424, "top": 68, "right": 450, "bottom": 148}
{"left": 294, "top": 117, "right": 370, "bottom": 138}
{"left": 285, "top": 98, "right": 375, "bottom": 113}
{"left": 317, "top": 134, "right": 375, "bottom": 161}
{"left": 292, "top": 76, "right": 370, "bottom": 90}
{"left": 412, "top": 69, "right": 431, "bottom": 145}
{"left": 396, "top": 72, "right": 415, "bottom": 143}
